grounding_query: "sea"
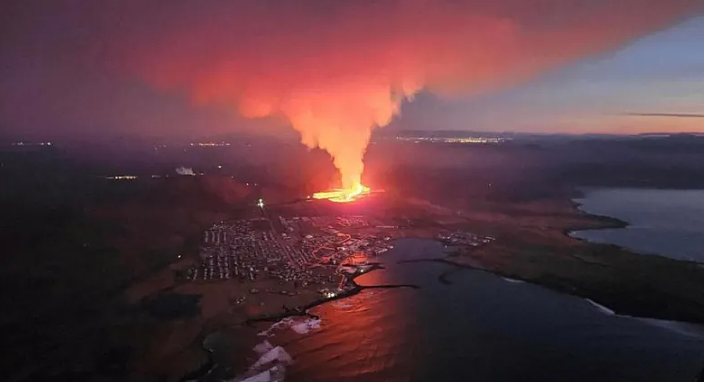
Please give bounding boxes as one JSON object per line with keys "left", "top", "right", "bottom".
{"left": 249, "top": 237, "right": 704, "bottom": 382}
{"left": 571, "top": 188, "right": 704, "bottom": 262}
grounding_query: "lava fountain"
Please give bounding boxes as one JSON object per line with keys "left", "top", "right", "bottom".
{"left": 312, "top": 182, "right": 371, "bottom": 203}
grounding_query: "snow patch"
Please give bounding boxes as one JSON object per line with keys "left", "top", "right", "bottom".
{"left": 501, "top": 277, "right": 525, "bottom": 284}
{"left": 252, "top": 346, "right": 293, "bottom": 370}
{"left": 228, "top": 343, "right": 292, "bottom": 382}
{"left": 586, "top": 299, "right": 615, "bottom": 315}
{"left": 253, "top": 340, "right": 274, "bottom": 354}
{"left": 238, "top": 369, "right": 271, "bottom": 382}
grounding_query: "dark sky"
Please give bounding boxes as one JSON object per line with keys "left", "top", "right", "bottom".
{"left": 2, "top": 0, "right": 703, "bottom": 140}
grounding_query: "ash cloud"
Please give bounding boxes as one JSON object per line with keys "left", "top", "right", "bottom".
{"left": 106, "top": 0, "right": 700, "bottom": 187}
{"left": 2, "top": 0, "right": 702, "bottom": 187}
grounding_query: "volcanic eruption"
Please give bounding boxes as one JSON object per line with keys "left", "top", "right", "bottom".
{"left": 312, "top": 183, "right": 372, "bottom": 203}
{"left": 105, "top": 0, "right": 701, "bottom": 201}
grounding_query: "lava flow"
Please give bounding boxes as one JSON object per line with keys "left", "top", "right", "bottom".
{"left": 312, "top": 183, "right": 371, "bottom": 203}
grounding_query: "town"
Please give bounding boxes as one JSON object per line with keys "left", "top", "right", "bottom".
{"left": 186, "top": 214, "right": 398, "bottom": 296}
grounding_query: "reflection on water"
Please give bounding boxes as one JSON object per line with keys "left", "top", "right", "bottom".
{"left": 277, "top": 239, "right": 704, "bottom": 382}
{"left": 573, "top": 188, "right": 704, "bottom": 262}
{"left": 276, "top": 289, "right": 420, "bottom": 382}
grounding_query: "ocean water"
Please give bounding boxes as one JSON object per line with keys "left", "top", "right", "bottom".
{"left": 572, "top": 188, "right": 704, "bottom": 262}
{"left": 262, "top": 239, "right": 704, "bottom": 382}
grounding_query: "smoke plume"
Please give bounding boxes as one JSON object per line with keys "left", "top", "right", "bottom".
{"left": 105, "top": 0, "right": 701, "bottom": 188}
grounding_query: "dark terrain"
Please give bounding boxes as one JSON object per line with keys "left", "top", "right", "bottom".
{"left": 2, "top": 133, "right": 704, "bottom": 381}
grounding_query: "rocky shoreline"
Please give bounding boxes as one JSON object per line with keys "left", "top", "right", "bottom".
{"left": 182, "top": 261, "right": 420, "bottom": 381}
{"left": 177, "top": 194, "right": 704, "bottom": 381}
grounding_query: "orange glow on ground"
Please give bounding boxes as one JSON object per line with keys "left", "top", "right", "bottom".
{"left": 312, "top": 183, "right": 371, "bottom": 203}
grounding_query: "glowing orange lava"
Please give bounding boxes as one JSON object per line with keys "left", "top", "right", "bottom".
{"left": 312, "top": 183, "right": 371, "bottom": 203}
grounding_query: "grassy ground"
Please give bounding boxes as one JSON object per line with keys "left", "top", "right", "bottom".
{"left": 446, "top": 197, "right": 704, "bottom": 323}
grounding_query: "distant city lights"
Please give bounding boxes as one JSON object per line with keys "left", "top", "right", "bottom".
{"left": 104, "top": 174, "right": 170, "bottom": 180}
{"left": 10, "top": 141, "right": 52, "bottom": 146}
{"left": 190, "top": 142, "right": 231, "bottom": 147}
{"left": 104, "top": 175, "right": 138, "bottom": 180}
{"left": 395, "top": 136, "right": 509, "bottom": 144}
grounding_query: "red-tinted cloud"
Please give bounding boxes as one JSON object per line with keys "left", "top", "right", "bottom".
{"left": 3, "top": 1, "right": 702, "bottom": 186}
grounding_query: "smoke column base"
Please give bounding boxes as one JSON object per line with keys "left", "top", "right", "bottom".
{"left": 312, "top": 183, "right": 371, "bottom": 203}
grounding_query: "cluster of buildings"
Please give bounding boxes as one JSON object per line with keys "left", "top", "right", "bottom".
{"left": 277, "top": 215, "right": 381, "bottom": 233}
{"left": 189, "top": 220, "right": 283, "bottom": 282}
{"left": 187, "top": 215, "right": 396, "bottom": 293}
{"left": 280, "top": 216, "right": 393, "bottom": 260}
{"left": 437, "top": 231, "right": 495, "bottom": 247}
{"left": 183, "top": 212, "right": 498, "bottom": 304}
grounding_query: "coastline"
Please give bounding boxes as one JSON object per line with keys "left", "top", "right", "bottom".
{"left": 205, "top": 229, "right": 704, "bottom": 382}
{"left": 566, "top": 189, "right": 704, "bottom": 265}
{"left": 440, "top": 191, "right": 704, "bottom": 324}
{"left": 243, "top": 263, "right": 418, "bottom": 326}
{"left": 564, "top": 191, "right": 630, "bottom": 236}
{"left": 181, "top": 262, "right": 419, "bottom": 381}
{"left": 175, "top": 190, "right": 704, "bottom": 381}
